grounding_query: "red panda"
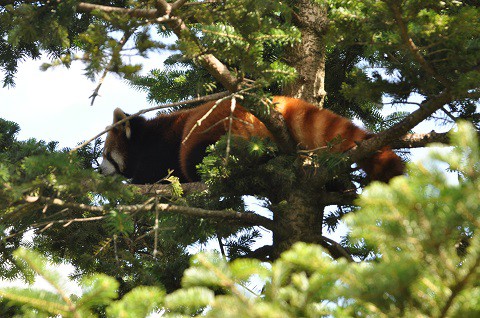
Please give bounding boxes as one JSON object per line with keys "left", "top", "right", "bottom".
{"left": 100, "top": 96, "right": 404, "bottom": 184}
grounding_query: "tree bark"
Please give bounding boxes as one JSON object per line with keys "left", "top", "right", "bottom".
{"left": 283, "top": 0, "right": 328, "bottom": 108}
{"left": 272, "top": 187, "right": 323, "bottom": 259}
{"left": 271, "top": 1, "right": 332, "bottom": 259}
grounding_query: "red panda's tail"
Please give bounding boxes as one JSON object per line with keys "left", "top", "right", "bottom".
{"left": 358, "top": 147, "right": 405, "bottom": 183}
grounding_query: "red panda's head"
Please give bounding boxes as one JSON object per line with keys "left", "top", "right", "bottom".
{"left": 99, "top": 108, "right": 131, "bottom": 177}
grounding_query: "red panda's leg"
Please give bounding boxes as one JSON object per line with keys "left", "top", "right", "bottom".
{"left": 179, "top": 140, "right": 213, "bottom": 182}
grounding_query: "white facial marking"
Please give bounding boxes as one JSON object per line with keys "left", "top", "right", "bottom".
{"left": 100, "top": 150, "right": 126, "bottom": 176}
{"left": 110, "top": 150, "right": 126, "bottom": 172}
{"left": 100, "top": 159, "right": 117, "bottom": 176}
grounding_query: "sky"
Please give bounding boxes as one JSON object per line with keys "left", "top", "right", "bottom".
{"left": 1, "top": 54, "right": 166, "bottom": 149}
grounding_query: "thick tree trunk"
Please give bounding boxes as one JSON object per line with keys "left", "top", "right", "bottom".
{"left": 271, "top": 1, "right": 331, "bottom": 259}
{"left": 272, "top": 187, "right": 324, "bottom": 259}
{"left": 283, "top": 1, "right": 328, "bottom": 108}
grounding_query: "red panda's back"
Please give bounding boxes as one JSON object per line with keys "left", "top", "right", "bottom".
{"left": 272, "top": 96, "right": 368, "bottom": 152}
{"left": 179, "top": 99, "right": 273, "bottom": 181}
{"left": 177, "top": 96, "right": 403, "bottom": 182}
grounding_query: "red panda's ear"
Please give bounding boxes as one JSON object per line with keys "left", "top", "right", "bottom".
{"left": 113, "top": 108, "right": 132, "bottom": 139}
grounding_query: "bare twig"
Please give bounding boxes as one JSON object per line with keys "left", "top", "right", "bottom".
{"left": 153, "top": 197, "right": 160, "bottom": 257}
{"left": 198, "top": 116, "right": 254, "bottom": 136}
{"left": 441, "top": 106, "right": 457, "bottom": 122}
{"left": 182, "top": 88, "right": 252, "bottom": 144}
{"left": 134, "top": 226, "right": 176, "bottom": 243}
{"left": 225, "top": 96, "right": 236, "bottom": 162}
{"left": 113, "top": 234, "right": 119, "bottom": 265}
{"left": 217, "top": 234, "right": 226, "bottom": 258}
{"left": 182, "top": 94, "right": 234, "bottom": 144}
{"left": 5, "top": 215, "right": 106, "bottom": 240}
{"left": 90, "top": 31, "right": 133, "bottom": 106}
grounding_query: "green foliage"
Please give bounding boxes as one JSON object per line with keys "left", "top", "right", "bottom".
{"left": 128, "top": 1, "right": 300, "bottom": 104}
{"left": 2, "top": 1, "right": 480, "bottom": 316}
{"left": 183, "top": 0, "right": 300, "bottom": 84}
{"left": 197, "top": 135, "right": 295, "bottom": 200}
{"left": 2, "top": 121, "right": 480, "bottom": 317}
{"left": 1, "top": 248, "right": 117, "bottom": 317}
{"left": 0, "top": 119, "right": 192, "bottom": 293}
{"left": 0, "top": 248, "right": 164, "bottom": 317}
{"left": 106, "top": 286, "right": 165, "bottom": 318}
{"left": 0, "top": 0, "right": 84, "bottom": 86}
{"left": 128, "top": 54, "right": 221, "bottom": 104}
{"left": 326, "top": 0, "right": 480, "bottom": 104}
{"left": 1, "top": 0, "right": 300, "bottom": 94}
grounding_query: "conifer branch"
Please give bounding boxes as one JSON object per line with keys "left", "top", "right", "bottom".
{"left": 319, "top": 236, "right": 354, "bottom": 262}
{"left": 20, "top": 252, "right": 78, "bottom": 314}
{"left": 389, "top": 3, "right": 450, "bottom": 87}
{"left": 76, "top": 1, "right": 240, "bottom": 91}
{"left": 135, "top": 182, "right": 209, "bottom": 196}
{"left": 347, "top": 90, "right": 453, "bottom": 163}
{"left": 76, "top": 2, "right": 159, "bottom": 19}
{"left": 240, "top": 245, "right": 273, "bottom": 261}
{"left": 171, "top": 0, "right": 189, "bottom": 11}
{"left": 390, "top": 131, "right": 450, "bottom": 149}
{"left": 21, "top": 195, "right": 274, "bottom": 230}
{"left": 438, "top": 254, "right": 480, "bottom": 318}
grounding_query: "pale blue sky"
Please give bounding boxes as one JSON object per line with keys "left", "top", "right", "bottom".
{"left": 1, "top": 54, "right": 166, "bottom": 148}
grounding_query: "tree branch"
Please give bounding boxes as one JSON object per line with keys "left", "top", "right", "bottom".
{"left": 76, "top": 2, "right": 159, "bottom": 19}
{"left": 77, "top": 1, "right": 240, "bottom": 92}
{"left": 90, "top": 30, "right": 133, "bottom": 106}
{"left": 391, "top": 131, "right": 450, "bottom": 149}
{"left": 239, "top": 245, "right": 273, "bottom": 262}
{"left": 171, "top": 0, "right": 189, "bottom": 11}
{"left": 322, "top": 191, "right": 358, "bottom": 207}
{"left": 347, "top": 90, "right": 453, "bottom": 162}
{"left": 438, "top": 253, "right": 480, "bottom": 318}
{"left": 135, "top": 182, "right": 209, "bottom": 196}
{"left": 23, "top": 195, "right": 274, "bottom": 230}
{"left": 319, "top": 235, "right": 354, "bottom": 262}
{"left": 389, "top": 3, "right": 450, "bottom": 87}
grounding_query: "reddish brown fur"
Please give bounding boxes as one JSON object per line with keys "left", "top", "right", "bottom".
{"left": 103, "top": 96, "right": 404, "bottom": 183}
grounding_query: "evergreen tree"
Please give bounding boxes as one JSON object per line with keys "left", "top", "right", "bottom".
{"left": 0, "top": 1, "right": 480, "bottom": 315}
{"left": 1, "top": 122, "right": 479, "bottom": 317}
